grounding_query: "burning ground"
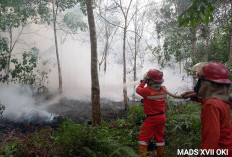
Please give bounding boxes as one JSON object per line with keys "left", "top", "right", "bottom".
{"left": 47, "top": 98, "right": 127, "bottom": 123}
{"left": 0, "top": 85, "right": 130, "bottom": 134}
{"left": 0, "top": 97, "right": 129, "bottom": 137}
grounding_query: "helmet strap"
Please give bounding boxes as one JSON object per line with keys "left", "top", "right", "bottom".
{"left": 194, "top": 78, "right": 202, "bottom": 94}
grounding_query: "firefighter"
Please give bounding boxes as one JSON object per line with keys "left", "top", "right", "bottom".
{"left": 182, "top": 62, "right": 232, "bottom": 156}
{"left": 136, "top": 69, "right": 166, "bottom": 157}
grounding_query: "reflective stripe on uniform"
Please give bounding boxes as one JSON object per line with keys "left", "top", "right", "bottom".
{"left": 147, "top": 95, "right": 167, "bottom": 99}
{"left": 156, "top": 142, "right": 165, "bottom": 146}
{"left": 138, "top": 141, "right": 148, "bottom": 145}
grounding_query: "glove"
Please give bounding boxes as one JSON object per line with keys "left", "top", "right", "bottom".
{"left": 181, "top": 91, "right": 194, "bottom": 99}
{"left": 143, "top": 72, "right": 149, "bottom": 83}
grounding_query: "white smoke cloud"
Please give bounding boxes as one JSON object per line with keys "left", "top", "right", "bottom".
{"left": 0, "top": 85, "right": 55, "bottom": 122}
{"left": 6, "top": 9, "right": 193, "bottom": 103}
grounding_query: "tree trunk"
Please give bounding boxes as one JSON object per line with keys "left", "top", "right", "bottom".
{"left": 104, "top": 44, "right": 108, "bottom": 72}
{"left": 52, "top": 0, "right": 62, "bottom": 95}
{"left": 6, "top": 27, "right": 13, "bottom": 85}
{"left": 191, "top": 27, "right": 197, "bottom": 87}
{"left": 205, "top": 25, "right": 210, "bottom": 61}
{"left": 133, "top": 44, "right": 137, "bottom": 101}
{"left": 206, "top": 37, "right": 209, "bottom": 61}
{"left": 228, "top": 1, "right": 232, "bottom": 62}
{"left": 104, "top": 29, "right": 109, "bottom": 72}
{"left": 192, "top": 32, "right": 196, "bottom": 61}
{"left": 86, "top": 0, "right": 102, "bottom": 126}
{"left": 229, "top": 27, "right": 232, "bottom": 62}
{"left": 192, "top": 38, "right": 197, "bottom": 87}
{"left": 123, "top": 26, "right": 128, "bottom": 110}
{"left": 133, "top": 1, "right": 138, "bottom": 101}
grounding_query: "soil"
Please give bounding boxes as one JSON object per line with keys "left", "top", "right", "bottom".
{"left": 0, "top": 98, "right": 132, "bottom": 136}
{"left": 47, "top": 98, "right": 128, "bottom": 123}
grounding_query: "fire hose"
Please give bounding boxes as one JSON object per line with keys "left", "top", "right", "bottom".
{"left": 161, "top": 87, "right": 196, "bottom": 99}
{"left": 140, "top": 80, "right": 196, "bottom": 99}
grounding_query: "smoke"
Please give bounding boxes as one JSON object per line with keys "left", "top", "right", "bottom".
{"left": 33, "top": 31, "right": 192, "bottom": 101}
{"left": 141, "top": 63, "right": 193, "bottom": 92}
{"left": 5, "top": 7, "right": 193, "bottom": 104}
{"left": 0, "top": 1, "right": 198, "bottom": 126}
{"left": 0, "top": 85, "right": 55, "bottom": 123}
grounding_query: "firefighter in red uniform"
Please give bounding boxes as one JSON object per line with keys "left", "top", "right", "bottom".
{"left": 136, "top": 69, "right": 166, "bottom": 157}
{"left": 182, "top": 62, "right": 232, "bottom": 156}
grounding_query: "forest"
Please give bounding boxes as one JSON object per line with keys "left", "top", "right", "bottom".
{"left": 0, "top": 0, "right": 231, "bottom": 156}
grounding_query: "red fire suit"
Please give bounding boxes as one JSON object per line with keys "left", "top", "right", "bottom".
{"left": 200, "top": 98, "right": 232, "bottom": 156}
{"left": 136, "top": 82, "right": 166, "bottom": 147}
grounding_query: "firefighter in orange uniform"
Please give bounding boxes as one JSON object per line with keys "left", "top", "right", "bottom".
{"left": 136, "top": 69, "right": 166, "bottom": 157}
{"left": 182, "top": 62, "right": 232, "bottom": 156}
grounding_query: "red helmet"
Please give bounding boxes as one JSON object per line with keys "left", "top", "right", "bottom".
{"left": 197, "top": 62, "right": 231, "bottom": 84}
{"left": 147, "top": 69, "right": 164, "bottom": 83}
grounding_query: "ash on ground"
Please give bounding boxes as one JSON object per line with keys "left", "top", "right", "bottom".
{"left": 47, "top": 98, "right": 128, "bottom": 123}
{"left": 0, "top": 98, "right": 133, "bottom": 139}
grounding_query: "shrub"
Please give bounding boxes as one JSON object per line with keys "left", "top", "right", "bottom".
{"left": 0, "top": 126, "right": 57, "bottom": 156}
{"left": 0, "top": 101, "right": 5, "bottom": 116}
{"left": 165, "top": 101, "right": 201, "bottom": 156}
{"left": 0, "top": 101, "right": 202, "bottom": 157}
{"left": 54, "top": 120, "right": 139, "bottom": 156}
{"left": 127, "top": 103, "right": 144, "bottom": 126}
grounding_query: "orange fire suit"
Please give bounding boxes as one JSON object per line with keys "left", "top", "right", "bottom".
{"left": 136, "top": 82, "right": 166, "bottom": 147}
{"left": 200, "top": 98, "right": 232, "bottom": 156}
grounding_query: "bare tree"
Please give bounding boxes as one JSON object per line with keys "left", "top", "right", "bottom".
{"left": 113, "top": 0, "right": 133, "bottom": 110}
{"left": 86, "top": 0, "right": 102, "bottom": 126}
{"left": 5, "top": 25, "right": 25, "bottom": 84}
{"left": 52, "top": 0, "right": 63, "bottom": 95}
{"left": 131, "top": 0, "right": 147, "bottom": 100}
{"left": 51, "top": 0, "right": 83, "bottom": 95}
{"left": 97, "top": 1, "right": 118, "bottom": 73}
{"left": 190, "top": 26, "right": 197, "bottom": 61}
{"left": 98, "top": 0, "right": 152, "bottom": 108}
{"left": 214, "top": 0, "right": 232, "bottom": 62}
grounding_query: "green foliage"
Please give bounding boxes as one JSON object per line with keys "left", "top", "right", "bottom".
{"left": 0, "top": 101, "right": 5, "bottom": 116}
{"left": 55, "top": 0, "right": 83, "bottom": 12}
{"left": 160, "top": 4, "right": 173, "bottom": 19}
{"left": 0, "top": 0, "right": 51, "bottom": 30}
{"left": 54, "top": 120, "right": 138, "bottom": 156}
{"left": 0, "top": 142, "right": 21, "bottom": 157}
{"left": 194, "top": 28, "right": 230, "bottom": 64}
{"left": 127, "top": 103, "right": 144, "bottom": 126}
{"left": 0, "top": 37, "right": 9, "bottom": 72}
{"left": 63, "top": 11, "right": 88, "bottom": 33}
{"left": 208, "top": 30, "right": 229, "bottom": 63}
{"left": 177, "top": 0, "right": 231, "bottom": 67}
{"left": 147, "top": 0, "right": 196, "bottom": 70}
{"left": 156, "top": 0, "right": 231, "bottom": 71}
{"left": 1, "top": 45, "right": 50, "bottom": 90}
{"left": 11, "top": 47, "right": 39, "bottom": 85}
{"left": 147, "top": 27, "right": 192, "bottom": 68}
{"left": 110, "top": 147, "right": 139, "bottom": 157}
{"left": 163, "top": 28, "right": 192, "bottom": 63}
{"left": 165, "top": 101, "right": 201, "bottom": 156}
{"left": 225, "top": 62, "right": 232, "bottom": 81}
{"left": 0, "top": 102, "right": 202, "bottom": 157}
{"left": 0, "top": 127, "right": 57, "bottom": 156}
{"left": 178, "top": 0, "right": 215, "bottom": 27}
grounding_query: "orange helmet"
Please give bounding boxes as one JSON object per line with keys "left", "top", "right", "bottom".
{"left": 196, "top": 62, "right": 230, "bottom": 84}
{"left": 147, "top": 69, "right": 164, "bottom": 83}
